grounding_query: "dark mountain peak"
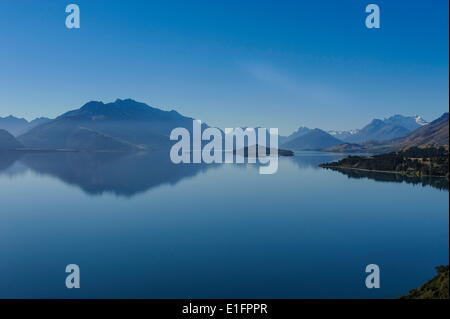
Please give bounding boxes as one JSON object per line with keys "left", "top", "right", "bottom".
{"left": 83, "top": 100, "right": 105, "bottom": 107}
{"left": 79, "top": 100, "right": 106, "bottom": 111}
{"left": 72, "top": 99, "right": 174, "bottom": 119}
{"left": 58, "top": 99, "right": 192, "bottom": 124}
{"left": 113, "top": 98, "right": 140, "bottom": 106}
{"left": 368, "top": 118, "right": 385, "bottom": 127}
{"left": 293, "top": 126, "right": 310, "bottom": 133}
{"left": 114, "top": 98, "right": 138, "bottom": 104}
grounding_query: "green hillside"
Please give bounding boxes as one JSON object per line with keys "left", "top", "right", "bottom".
{"left": 401, "top": 266, "right": 449, "bottom": 299}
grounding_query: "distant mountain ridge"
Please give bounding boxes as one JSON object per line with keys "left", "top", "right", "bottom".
{"left": 327, "top": 113, "right": 448, "bottom": 153}
{"left": 282, "top": 115, "right": 427, "bottom": 147}
{"left": 342, "top": 114, "right": 428, "bottom": 143}
{"left": 282, "top": 128, "right": 343, "bottom": 150}
{"left": 3, "top": 100, "right": 443, "bottom": 154}
{"left": 390, "top": 112, "right": 448, "bottom": 148}
{"left": 282, "top": 127, "right": 311, "bottom": 145}
{"left": 0, "top": 116, "right": 51, "bottom": 136}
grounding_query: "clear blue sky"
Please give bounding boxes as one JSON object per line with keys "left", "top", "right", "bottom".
{"left": 0, "top": 0, "right": 448, "bottom": 134}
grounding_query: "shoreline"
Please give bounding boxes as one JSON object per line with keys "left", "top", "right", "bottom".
{"left": 320, "top": 165, "right": 448, "bottom": 178}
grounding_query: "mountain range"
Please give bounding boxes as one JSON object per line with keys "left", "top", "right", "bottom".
{"left": 328, "top": 115, "right": 428, "bottom": 143}
{"left": 388, "top": 112, "right": 448, "bottom": 149}
{"left": 0, "top": 116, "right": 51, "bottom": 136}
{"left": 327, "top": 113, "right": 449, "bottom": 153}
{"left": 278, "top": 114, "right": 430, "bottom": 150}
{"left": 0, "top": 99, "right": 447, "bottom": 153}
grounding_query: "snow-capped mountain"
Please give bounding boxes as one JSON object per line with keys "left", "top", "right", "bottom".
{"left": 327, "top": 129, "right": 359, "bottom": 141}
{"left": 341, "top": 114, "right": 428, "bottom": 143}
{"left": 326, "top": 115, "right": 428, "bottom": 144}
{"left": 382, "top": 114, "right": 428, "bottom": 131}
{"left": 413, "top": 115, "right": 428, "bottom": 126}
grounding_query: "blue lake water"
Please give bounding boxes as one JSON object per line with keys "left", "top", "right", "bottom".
{"left": 0, "top": 151, "right": 448, "bottom": 298}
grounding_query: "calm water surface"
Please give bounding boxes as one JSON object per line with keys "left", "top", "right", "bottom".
{"left": 0, "top": 151, "right": 448, "bottom": 298}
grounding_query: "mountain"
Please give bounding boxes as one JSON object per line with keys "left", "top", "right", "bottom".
{"left": 0, "top": 129, "right": 23, "bottom": 150}
{"left": 414, "top": 116, "right": 429, "bottom": 126}
{"left": 326, "top": 113, "right": 448, "bottom": 153}
{"left": 345, "top": 119, "right": 409, "bottom": 143}
{"left": 282, "top": 128, "right": 343, "bottom": 150}
{"left": 29, "top": 117, "right": 52, "bottom": 128}
{"left": 328, "top": 129, "right": 359, "bottom": 141}
{"left": 384, "top": 114, "right": 428, "bottom": 131}
{"left": 343, "top": 115, "right": 427, "bottom": 143}
{"left": 18, "top": 99, "right": 199, "bottom": 150}
{"left": 0, "top": 116, "right": 51, "bottom": 136}
{"left": 390, "top": 112, "right": 448, "bottom": 148}
{"left": 282, "top": 127, "right": 311, "bottom": 144}
{"left": 0, "top": 116, "right": 28, "bottom": 136}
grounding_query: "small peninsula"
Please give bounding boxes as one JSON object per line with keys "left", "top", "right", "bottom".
{"left": 320, "top": 146, "right": 449, "bottom": 178}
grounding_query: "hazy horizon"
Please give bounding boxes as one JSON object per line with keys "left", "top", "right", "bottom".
{"left": 1, "top": 97, "right": 448, "bottom": 136}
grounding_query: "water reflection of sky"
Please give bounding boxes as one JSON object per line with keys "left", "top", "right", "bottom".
{"left": 0, "top": 151, "right": 448, "bottom": 299}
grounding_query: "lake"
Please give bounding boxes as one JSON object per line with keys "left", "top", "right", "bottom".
{"left": 0, "top": 151, "right": 448, "bottom": 298}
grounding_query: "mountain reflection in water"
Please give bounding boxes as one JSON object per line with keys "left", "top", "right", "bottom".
{"left": 0, "top": 151, "right": 447, "bottom": 197}
{"left": 0, "top": 151, "right": 215, "bottom": 197}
